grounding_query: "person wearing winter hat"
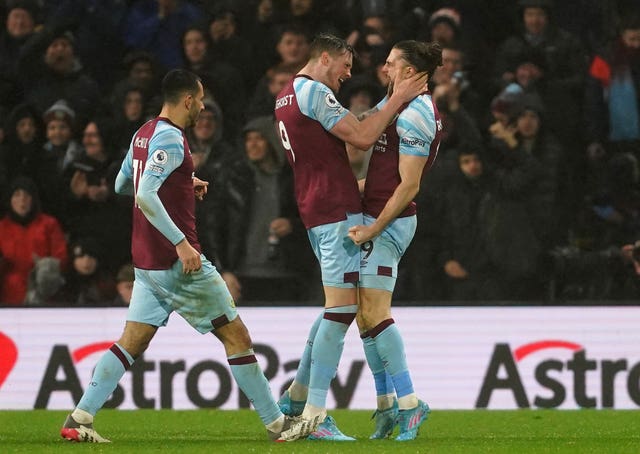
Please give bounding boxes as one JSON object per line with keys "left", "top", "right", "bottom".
{"left": 59, "top": 236, "right": 116, "bottom": 307}
{"left": 34, "top": 99, "right": 82, "bottom": 223}
{"left": 0, "top": 176, "right": 68, "bottom": 305}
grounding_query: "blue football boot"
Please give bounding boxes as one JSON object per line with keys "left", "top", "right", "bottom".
{"left": 395, "top": 400, "right": 430, "bottom": 441}
{"left": 277, "top": 390, "right": 305, "bottom": 417}
{"left": 307, "top": 416, "right": 356, "bottom": 441}
{"left": 370, "top": 400, "right": 399, "bottom": 439}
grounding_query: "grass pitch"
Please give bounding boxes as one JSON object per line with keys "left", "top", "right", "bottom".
{"left": 1, "top": 409, "right": 639, "bottom": 453}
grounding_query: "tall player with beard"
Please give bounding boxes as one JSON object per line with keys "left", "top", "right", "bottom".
{"left": 274, "top": 34, "right": 427, "bottom": 440}
{"left": 60, "top": 69, "right": 315, "bottom": 443}
{"left": 348, "top": 40, "right": 443, "bottom": 441}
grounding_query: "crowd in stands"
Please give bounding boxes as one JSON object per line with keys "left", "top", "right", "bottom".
{"left": 1, "top": 0, "right": 639, "bottom": 307}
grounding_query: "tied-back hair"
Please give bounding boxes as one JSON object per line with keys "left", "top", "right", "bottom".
{"left": 309, "top": 33, "right": 357, "bottom": 60}
{"left": 393, "top": 40, "right": 443, "bottom": 80}
{"left": 161, "top": 69, "right": 201, "bottom": 104}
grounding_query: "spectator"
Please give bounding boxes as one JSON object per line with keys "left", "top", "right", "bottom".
{"left": 58, "top": 237, "right": 116, "bottom": 306}
{"left": 181, "top": 23, "right": 247, "bottom": 140}
{"left": 245, "top": 62, "right": 296, "bottom": 121}
{"left": 207, "top": 5, "right": 256, "bottom": 89}
{"left": 109, "top": 84, "right": 148, "bottom": 157}
{"left": 0, "top": 103, "right": 44, "bottom": 181}
{"left": 123, "top": 0, "right": 203, "bottom": 72}
{"left": 432, "top": 146, "right": 499, "bottom": 301}
{"left": 201, "top": 116, "right": 318, "bottom": 302}
{"left": 0, "top": 0, "right": 39, "bottom": 108}
{"left": 110, "top": 51, "right": 162, "bottom": 112}
{"left": 34, "top": 99, "right": 81, "bottom": 222}
{"left": 112, "top": 263, "right": 134, "bottom": 306}
{"left": 493, "top": 0, "right": 586, "bottom": 155}
{"left": 584, "top": 15, "right": 640, "bottom": 180}
{"left": 42, "top": 0, "right": 128, "bottom": 92}
{"left": 0, "top": 176, "right": 68, "bottom": 305}
{"left": 67, "top": 118, "right": 131, "bottom": 273}
{"left": 18, "top": 27, "right": 102, "bottom": 127}
{"left": 186, "top": 98, "right": 236, "bottom": 179}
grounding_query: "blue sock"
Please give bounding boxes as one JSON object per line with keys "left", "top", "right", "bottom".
{"left": 361, "top": 334, "right": 395, "bottom": 397}
{"left": 229, "top": 350, "right": 281, "bottom": 425}
{"left": 371, "top": 319, "right": 414, "bottom": 398}
{"left": 307, "top": 305, "right": 357, "bottom": 408}
{"left": 77, "top": 343, "right": 133, "bottom": 415}
{"left": 294, "top": 311, "right": 324, "bottom": 387}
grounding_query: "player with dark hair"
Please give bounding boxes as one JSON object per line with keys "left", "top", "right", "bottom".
{"left": 60, "top": 69, "right": 315, "bottom": 443}
{"left": 274, "top": 34, "right": 427, "bottom": 440}
{"left": 348, "top": 40, "right": 443, "bottom": 441}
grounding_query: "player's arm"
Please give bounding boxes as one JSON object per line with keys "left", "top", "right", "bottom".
{"left": 350, "top": 154, "right": 427, "bottom": 244}
{"left": 136, "top": 130, "right": 201, "bottom": 272}
{"left": 134, "top": 129, "right": 186, "bottom": 246}
{"left": 349, "top": 101, "right": 433, "bottom": 244}
{"left": 115, "top": 146, "right": 134, "bottom": 196}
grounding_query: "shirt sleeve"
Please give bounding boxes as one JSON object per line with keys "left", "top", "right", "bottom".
{"left": 115, "top": 145, "right": 134, "bottom": 195}
{"left": 294, "top": 78, "right": 349, "bottom": 131}
{"left": 397, "top": 95, "right": 436, "bottom": 157}
{"left": 135, "top": 127, "right": 186, "bottom": 246}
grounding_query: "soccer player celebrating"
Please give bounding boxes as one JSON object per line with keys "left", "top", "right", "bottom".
{"left": 348, "top": 40, "right": 442, "bottom": 441}
{"left": 274, "top": 34, "right": 427, "bottom": 440}
{"left": 60, "top": 69, "right": 315, "bottom": 443}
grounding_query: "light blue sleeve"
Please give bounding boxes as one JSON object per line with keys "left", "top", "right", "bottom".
{"left": 294, "top": 78, "right": 349, "bottom": 131}
{"left": 397, "top": 95, "right": 436, "bottom": 157}
{"left": 135, "top": 126, "right": 187, "bottom": 246}
{"left": 375, "top": 95, "right": 388, "bottom": 111}
{"left": 115, "top": 144, "right": 134, "bottom": 195}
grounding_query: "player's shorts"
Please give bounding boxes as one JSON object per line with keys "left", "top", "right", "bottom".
{"left": 127, "top": 255, "right": 237, "bottom": 334}
{"left": 307, "top": 212, "right": 362, "bottom": 288}
{"left": 359, "top": 214, "right": 417, "bottom": 292}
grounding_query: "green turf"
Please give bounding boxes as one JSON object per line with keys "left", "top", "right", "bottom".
{"left": 1, "top": 409, "right": 639, "bottom": 453}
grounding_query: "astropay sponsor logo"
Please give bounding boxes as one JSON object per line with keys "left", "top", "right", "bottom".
{"left": 32, "top": 341, "right": 364, "bottom": 410}
{"left": 476, "top": 340, "right": 640, "bottom": 409}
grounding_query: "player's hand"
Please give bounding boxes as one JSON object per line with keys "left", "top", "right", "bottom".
{"left": 392, "top": 70, "right": 428, "bottom": 103}
{"left": 348, "top": 224, "right": 376, "bottom": 245}
{"left": 176, "top": 239, "right": 202, "bottom": 274}
{"left": 193, "top": 176, "right": 209, "bottom": 201}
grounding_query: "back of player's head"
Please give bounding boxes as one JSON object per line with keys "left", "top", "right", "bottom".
{"left": 393, "top": 40, "right": 443, "bottom": 79}
{"left": 309, "top": 33, "right": 356, "bottom": 59}
{"left": 161, "top": 69, "right": 201, "bottom": 105}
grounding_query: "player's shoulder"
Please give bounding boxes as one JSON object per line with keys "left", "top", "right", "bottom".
{"left": 293, "top": 76, "right": 332, "bottom": 98}
{"left": 149, "top": 120, "right": 183, "bottom": 148}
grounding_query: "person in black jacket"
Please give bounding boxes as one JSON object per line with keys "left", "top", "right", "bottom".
{"left": 198, "top": 115, "right": 319, "bottom": 303}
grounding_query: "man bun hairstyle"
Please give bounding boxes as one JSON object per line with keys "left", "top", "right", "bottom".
{"left": 161, "top": 69, "right": 201, "bottom": 105}
{"left": 393, "top": 40, "right": 443, "bottom": 80}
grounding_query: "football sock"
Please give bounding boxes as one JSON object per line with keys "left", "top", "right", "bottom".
{"left": 371, "top": 319, "right": 419, "bottom": 410}
{"left": 76, "top": 343, "right": 134, "bottom": 416}
{"left": 305, "top": 305, "right": 357, "bottom": 412}
{"left": 228, "top": 349, "right": 282, "bottom": 425}
{"left": 289, "top": 310, "right": 323, "bottom": 401}
{"left": 361, "top": 333, "right": 396, "bottom": 410}
{"left": 265, "top": 415, "right": 285, "bottom": 433}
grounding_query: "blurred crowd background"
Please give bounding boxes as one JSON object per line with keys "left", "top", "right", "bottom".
{"left": 1, "top": 0, "right": 640, "bottom": 307}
